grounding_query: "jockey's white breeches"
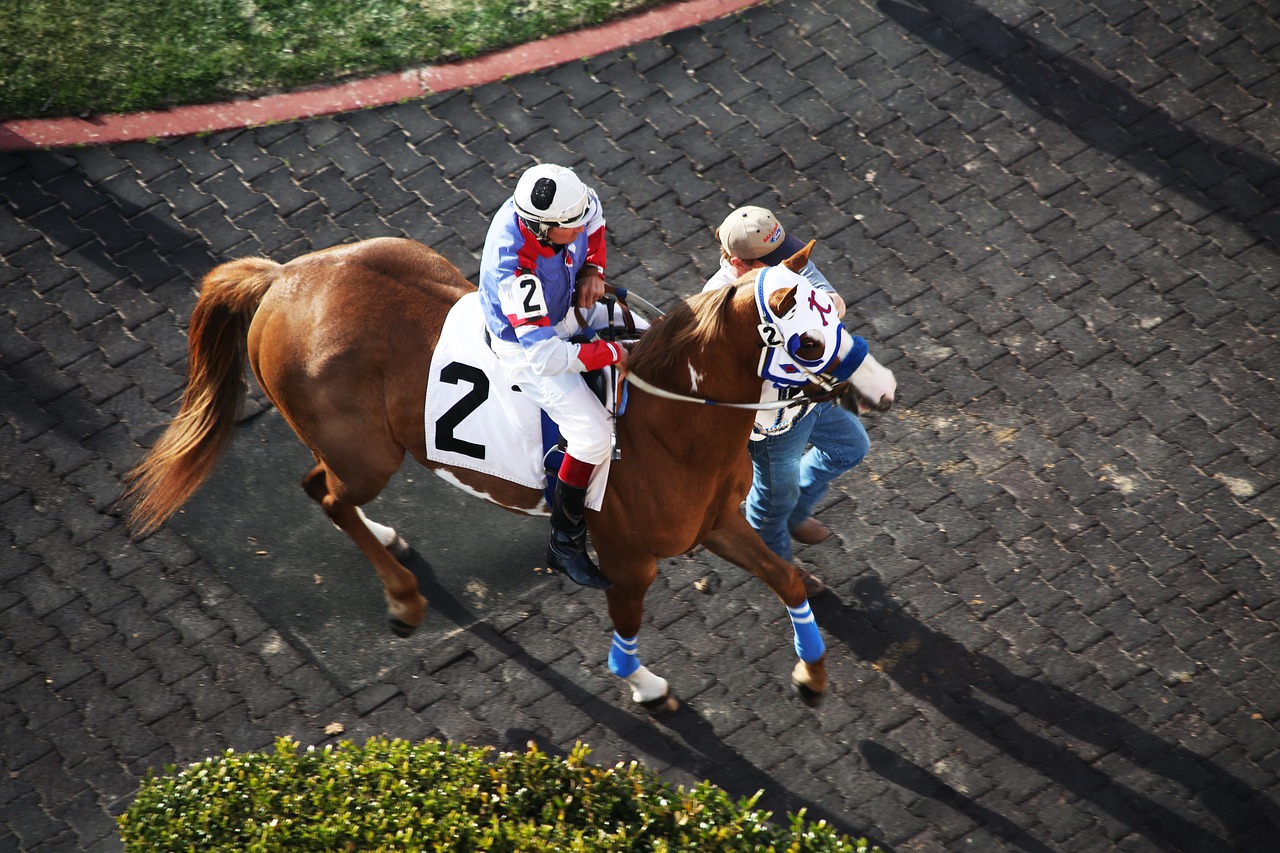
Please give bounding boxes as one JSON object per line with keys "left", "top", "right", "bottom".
{"left": 491, "top": 338, "right": 614, "bottom": 466}
{"left": 491, "top": 301, "right": 645, "bottom": 467}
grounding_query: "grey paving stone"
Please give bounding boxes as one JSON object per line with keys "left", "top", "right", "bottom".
{"left": 3, "top": 2, "right": 1279, "bottom": 851}
{"left": 49, "top": 787, "right": 119, "bottom": 849}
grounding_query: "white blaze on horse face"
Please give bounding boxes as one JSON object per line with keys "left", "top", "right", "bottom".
{"left": 850, "top": 353, "right": 896, "bottom": 412}
{"left": 687, "top": 362, "right": 703, "bottom": 392}
{"left": 624, "top": 665, "right": 669, "bottom": 703}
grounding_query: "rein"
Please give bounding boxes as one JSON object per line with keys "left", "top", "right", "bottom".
{"left": 624, "top": 367, "right": 844, "bottom": 410}
{"left": 623, "top": 370, "right": 822, "bottom": 410}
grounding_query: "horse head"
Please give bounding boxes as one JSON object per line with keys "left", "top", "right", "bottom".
{"left": 753, "top": 243, "right": 896, "bottom": 415}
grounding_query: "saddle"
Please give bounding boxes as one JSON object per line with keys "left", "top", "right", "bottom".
{"left": 424, "top": 292, "right": 642, "bottom": 513}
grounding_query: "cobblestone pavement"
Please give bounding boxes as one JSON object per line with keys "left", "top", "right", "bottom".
{"left": 2, "top": 1, "right": 1278, "bottom": 850}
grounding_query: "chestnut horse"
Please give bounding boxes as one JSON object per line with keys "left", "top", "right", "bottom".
{"left": 124, "top": 237, "right": 894, "bottom": 711}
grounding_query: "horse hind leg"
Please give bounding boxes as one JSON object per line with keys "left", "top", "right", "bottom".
{"left": 302, "top": 464, "right": 426, "bottom": 637}
{"left": 350, "top": 505, "right": 411, "bottom": 562}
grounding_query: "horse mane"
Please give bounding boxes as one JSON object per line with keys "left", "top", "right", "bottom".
{"left": 628, "top": 282, "right": 744, "bottom": 378}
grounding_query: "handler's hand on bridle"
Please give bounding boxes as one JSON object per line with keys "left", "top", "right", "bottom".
{"left": 831, "top": 292, "right": 847, "bottom": 319}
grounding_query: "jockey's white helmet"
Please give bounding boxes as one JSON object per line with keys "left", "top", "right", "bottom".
{"left": 513, "top": 164, "right": 591, "bottom": 234}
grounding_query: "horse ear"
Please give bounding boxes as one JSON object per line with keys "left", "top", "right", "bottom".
{"left": 768, "top": 285, "right": 799, "bottom": 316}
{"left": 783, "top": 240, "right": 816, "bottom": 273}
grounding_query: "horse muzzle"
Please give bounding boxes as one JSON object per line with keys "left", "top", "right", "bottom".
{"left": 841, "top": 385, "right": 895, "bottom": 414}
{"left": 842, "top": 353, "right": 896, "bottom": 414}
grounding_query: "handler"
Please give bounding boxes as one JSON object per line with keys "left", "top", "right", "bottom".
{"left": 479, "top": 163, "right": 626, "bottom": 590}
{"left": 704, "top": 206, "right": 871, "bottom": 597}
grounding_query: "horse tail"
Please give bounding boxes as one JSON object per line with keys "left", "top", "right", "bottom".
{"left": 122, "top": 256, "right": 280, "bottom": 536}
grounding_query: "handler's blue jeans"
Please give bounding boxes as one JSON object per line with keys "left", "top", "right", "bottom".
{"left": 745, "top": 402, "right": 870, "bottom": 561}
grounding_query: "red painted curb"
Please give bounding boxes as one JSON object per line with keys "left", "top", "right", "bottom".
{"left": 0, "top": 0, "right": 762, "bottom": 152}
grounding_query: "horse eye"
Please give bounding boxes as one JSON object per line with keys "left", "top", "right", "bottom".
{"left": 799, "top": 332, "right": 824, "bottom": 354}
{"left": 788, "top": 331, "right": 826, "bottom": 362}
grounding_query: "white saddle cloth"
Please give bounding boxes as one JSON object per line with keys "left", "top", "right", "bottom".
{"left": 423, "top": 292, "right": 610, "bottom": 512}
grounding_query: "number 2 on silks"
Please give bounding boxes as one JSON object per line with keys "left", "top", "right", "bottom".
{"left": 513, "top": 274, "right": 546, "bottom": 319}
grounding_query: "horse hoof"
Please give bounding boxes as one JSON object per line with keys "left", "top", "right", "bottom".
{"left": 639, "top": 691, "right": 680, "bottom": 716}
{"left": 388, "top": 617, "right": 418, "bottom": 638}
{"left": 792, "top": 680, "right": 824, "bottom": 707}
{"left": 388, "top": 534, "right": 413, "bottom": 562}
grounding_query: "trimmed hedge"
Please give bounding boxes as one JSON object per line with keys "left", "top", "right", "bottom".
{"left": 119, "top": 737, "right": 881, "bottom": 852}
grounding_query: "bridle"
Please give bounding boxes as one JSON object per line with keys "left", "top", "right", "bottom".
{"left": 621, "top": 272, "right": 860, "bottom": 410}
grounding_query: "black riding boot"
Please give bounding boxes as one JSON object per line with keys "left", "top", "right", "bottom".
{"left": 547, "top": 481, "right": 611, "bottom": 589}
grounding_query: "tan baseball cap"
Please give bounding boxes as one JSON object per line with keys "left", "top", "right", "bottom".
{"left": 717, "top": 205, "right": 806, "bottom": 265}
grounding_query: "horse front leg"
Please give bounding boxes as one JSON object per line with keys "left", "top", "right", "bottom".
{"left": 600, "top": 555, "right": 679, "bottom": 715}
{"left": 302, "top": 464, "right": 426, "bottom": 637}
{"left": 700, "top": 512, "right": 827, "bottom": 705}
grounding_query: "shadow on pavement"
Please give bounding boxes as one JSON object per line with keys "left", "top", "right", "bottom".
{"left": 815, "top": 577, "right": 1276, "bottom": 851}
{"left": 404, "top": 546, "right": 893, "bottom": 850}
{"left": 881, "top": 0, "right": 1280, "bottom": 248}
{"left": 859, "top": 741, "right": 1053, "bottom": 853}
{"left": 168, "top": 403, "right": 887, "bottom": 844}
{"left": 172, "top": 408, "right": 552, "bottom": 690}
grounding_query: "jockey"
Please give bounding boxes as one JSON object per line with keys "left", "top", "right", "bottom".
{"left": 703, "top": 206, "right": 871, "bottom": 598}
{"left": 479, "top": 163, "right": 626, "bottom": 590}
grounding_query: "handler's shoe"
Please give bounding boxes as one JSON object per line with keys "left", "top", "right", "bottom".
{"left": 548, "top": 482, "right": 612, "bottom": 590}
{"left": 796, "top": 566, "right": 827, "bottom": 598}
{"left": 791, "top": 517, "right": 832, "bottom": 546}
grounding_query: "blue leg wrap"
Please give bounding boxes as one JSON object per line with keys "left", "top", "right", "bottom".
{"left": 608, "top": 631, "right": 640, "bottom": 678}
{"left": 788, "top": 602, "right": 825, "bottom": 663}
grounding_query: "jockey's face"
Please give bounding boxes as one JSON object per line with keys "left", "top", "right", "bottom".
{"left": 546, "top": 224, "right": 585, "bottom": 245}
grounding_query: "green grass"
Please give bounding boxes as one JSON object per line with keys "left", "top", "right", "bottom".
{"left": 0, "top": 0, "right": 662, "bottom": 121}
